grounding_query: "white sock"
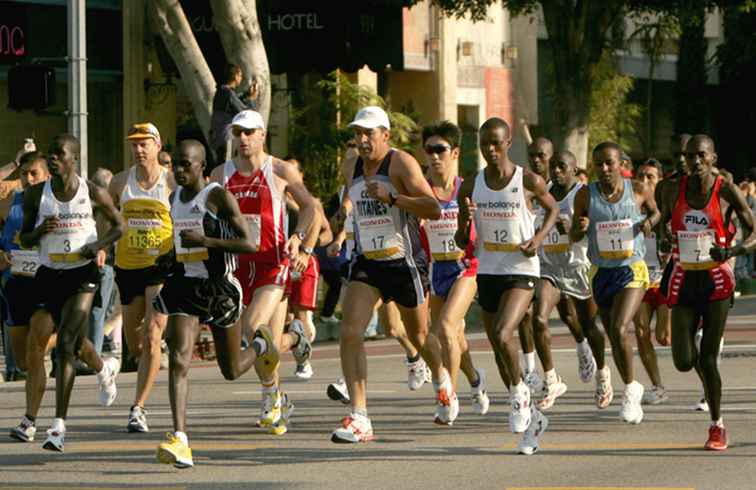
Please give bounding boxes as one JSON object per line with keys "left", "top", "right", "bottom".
{"left": 544, "top": 369, "right": 557, "bottom": 384}
{"left": 252, "top": 337, "right": 267, "bottom": 355}
{"left": 433, "top": 370, "right": 450, "bottom": 392}
{"left": 262, "top": 383, "right": 278, "bottom": 395}
{"left": 52, "top": 417, "right": 65, "bottom": 432}
{"left": 175, "top": 431, "right": 188, "bottom": 446}
{"left": 577, "top": 338, "right": 590, "bottom": 353}
{"left": 712, "top": 418, "right": 724, "bottom": 427}
{"left": 523, "top": 352, "right": 536, "bottom": 373}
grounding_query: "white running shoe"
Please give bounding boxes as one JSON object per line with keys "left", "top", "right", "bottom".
{"left": 471, "top": 368, "right": 490, "bottom": 415}
{"left": 538, "top": 375, "right": 567, "bottom": 411}
{"left": 619, "top": 381, "right": 644, "bottom": 424}
{"left": 517, "top": 407, "right": 549, "bottom": 455}
{"left": 642, "top": 385, "right": 669, "bottom": 405}
{"left": 9, "top": 416, "right": 36, "bottom": 442}
{"left": 434, "top": 379, "right": 459, "bottom": 426}
{"left": 268, "top": 392, "right": 295, "bottom": 436}
{"left": 331, "top": 413, "right": 374, "bottom": 443}
{"left": 127, "top": 406, "right": 149, "bottom": 433}
{"left": 294, "top": 361, "right": 314, "bottom": 380}
{"left": 97, "top": 357, "right": 120, "bottom": 407}
{"left": 693, "top": 392, "right": 710, "bottom": 412}
{"left": 595, "top": 366, "right": 614, "bottom": 409}
{"left": 577, "top": 347, "right": 597, "bottom": 383}
{"left": 406, "top": 357, "right": 428, "bottom": 391}
{"left": 42, "top": 428, "right": 64, "bottom": 452}
{"left": 258, "top": 390, "right": 282, "bottom": 427}
{"left": 509, "top": 382, "right": 532, "bottom": 433}
{"left": 523, "top": 370, "right": 544, "bottom": 397}
{"left": 327, "top": 378, "right": 350, "bottom": 404}
{"left": 289, "top": 320, "right": 312, "bottom": 365}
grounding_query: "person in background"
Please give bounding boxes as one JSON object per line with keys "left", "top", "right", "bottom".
{"left": 576, "top": 168, "right": 589, "bottom": 185}
{"left": 158, "top": 150, "right": 173, "bottom": 169}
{"left": 210, "top": 64, "right": 258, "bottom": 166}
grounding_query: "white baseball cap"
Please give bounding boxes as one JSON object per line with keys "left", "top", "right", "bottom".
{"left": 349, "top": 106, "right": 390, "bottom": 130}
{"left": 231, "top": 110, "right": 265, "bottom": 131}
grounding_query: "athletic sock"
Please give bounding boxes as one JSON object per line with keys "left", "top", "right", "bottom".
{"left": 470, "top": 371, "right": 481, "bottom": 388}
{"left": 407, "top": 352, "right": 421, "bottom": 364}
{"left": 577, "top": 338, "right": 590, "bottom": 353}
{"left": 353, "top": 407, "right": 368, "bottom": 419}
{"left": 432, "top": 370, "right": 450, "bottom": 393}
{"left": 52, "top": 417, "right": 65, "bottom": 432}
{"left": 174, "top": 431, "right": 189, "bottom": 446}
{"left": 252, "top": 337, "right": 268, "bottom": 356}
{"left": 262, "top": 382, "right": 277, "bottom": 394}
{"left": 544, "top": 369, "right": 557, "bottom": 385}
{"left": 524, "top": 352, "right": 536, "bottom": 373}
{"left": 712, "top": 418, "right": 724, "bottom": 428}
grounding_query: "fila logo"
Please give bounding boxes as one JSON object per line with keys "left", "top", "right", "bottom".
{"left": 684, "top": 215, "right": 709, "bottom": 226}
{"left": 190, "top": 205, "right": 202, "bottom": 214}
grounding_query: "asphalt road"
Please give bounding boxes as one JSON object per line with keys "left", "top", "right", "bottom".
{"left": 1, "top": 298, "right": 755, "bottom": 490}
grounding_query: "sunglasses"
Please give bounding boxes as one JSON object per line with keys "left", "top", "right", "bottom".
{"left": 232, "top": 127, "right": 256, "bottom": 137}
{"left": 128, "top": 125, "right": 159, "bottom": 138}
{"left": 424, "top": 144, "right": 452, "bottom": 155}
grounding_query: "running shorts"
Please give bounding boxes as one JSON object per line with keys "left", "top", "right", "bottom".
{"left": 666, "top": 260, "right": 735, "bottom": 308}
{"left": 36, "top": 262, "right": 100, "bottom": 325}
{"left": 287, "top": 256, "right": 320, "bottom": 310}
{"left": 236, "top": 259, "right": 289, "bottom": 306}
{"left": 590, "top": 260, "right": 649, "bottom": 309}
{"left": 348, "top": 255, "right": 428, "bottom": 308}
{"left": 642, "top": 286, "right": 668, "bottom": 308}
{"left": 154, "top": 273, "right": 243, "bottom": 328}
{"left": 114, "top": 264, "right": 168, "bottom": 306}
{"left": 540, "top": 262, "right": 592, "bottom": 300}
{"left": 429, "top": 258, "right": 477, "bottom": 299}
{"left": 476, "top": 274, "right": 537, "bottom": 313}
{"left": 3, "top": 275, "right": 43, "bottom": 326}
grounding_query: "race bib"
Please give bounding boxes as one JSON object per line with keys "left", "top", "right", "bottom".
{"left": 48, "top": 229, "right": 88, "bottom": 263}
{"left": 678, "top": 230, "right": 717, "bottom": 270}
{"left": 126, "top": 218, "right": 163, "bottom": 255}
{"left": 10, "top": 249, "right": 41, "bottom": 277}
{"left": 543, "top": 214, "right": 570, "bottom": 254}
{"left": 243, "top": 213, "right": 261, "bottom": 251}
{"left": 424, "top": 218, "right": 463, "bottom": 261}
{"left": 480, "top": 211, "right": 520, "bottom": 252}
{"left": 357, "top": 215, "right": 400, "bottom": 259}
{"left": 596, "top": 219, "right": 634, "bottom": 259}
{"left": 174, "top": 218, "right": 209, "bottom": 263}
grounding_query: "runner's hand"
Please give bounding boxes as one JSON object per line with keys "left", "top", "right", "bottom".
{"left": 95, "top": 249, "right": 107, "bottom": 267}
{"left": 180, "top": 229, "right": 206, "bottom": 248}
{"left": 556, "top": 216, "right": 571, "bottom": 235}
{"left": 655, "top": 320, "right": 671, "bottom": 346}
{"left": 79, "top": 243, "right": 100, "bottom": 260}
{"left": 455, "top": 197, "right": 475, "bottom": 249}
{"left": 366, "top": 179, "right": 391, "bottom": 204}
{"left": 519, "top": 238, "right": 539, "bottom": 257}
{"left": 290, "top": 249, "right": 309, "bottom": 273}
{"left": 326, "top": 240, "right": 342, "bottom": 257}
{"left": 640, "top": 218, "right": 653, "bottom": 237}
{"left": 576, "top": 216, "right": 590, "bottom": 233}
{"left": 709, "top": 246, "right": 731, "bottom": 263}
{"left": 35, "top": 216, "right": 59, "bottom": 237}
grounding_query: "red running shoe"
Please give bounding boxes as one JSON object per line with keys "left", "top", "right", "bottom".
{"left": 704, "top": 424, "right": 728, "bottom": 451}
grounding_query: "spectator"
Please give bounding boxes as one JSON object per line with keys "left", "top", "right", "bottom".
{"left": 576, "top": 168, "right": 589, "bottom": 184}
{"left": 210, "top": 63, "right": 258, "bottom": 166}
{"left": 158, "top": 150, "right": 172, "bottom": 169}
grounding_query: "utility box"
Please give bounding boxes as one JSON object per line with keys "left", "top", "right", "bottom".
{"left": 7, "top": 64, "right": 56, "bottom": 111}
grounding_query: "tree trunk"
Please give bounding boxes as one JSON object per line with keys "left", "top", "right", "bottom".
{"left": 149, "top": 0, "right": 215, "bottom": 141}
{"left": 210, "top": 0, "right": 271, "bottom": 125}
{"left": 675, "top": 5, "right": 708, "bottom": 134}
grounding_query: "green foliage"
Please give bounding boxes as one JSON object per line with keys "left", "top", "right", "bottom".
{"left": 287, "top": 71, "right": 419, "bottom": 201}
{"left": 588, "top": 54, "right": 642, "bottom": 154}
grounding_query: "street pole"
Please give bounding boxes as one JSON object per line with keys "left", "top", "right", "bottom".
{"left": 67, "top": 0, "right": 87, "bottom": 178}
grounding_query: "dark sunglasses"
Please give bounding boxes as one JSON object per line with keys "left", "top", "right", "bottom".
{"left": 424, "top": 144, "right": 451, "bottom": 155}
{"left": 232, "top": 127, "right": 256, "bottom": 137}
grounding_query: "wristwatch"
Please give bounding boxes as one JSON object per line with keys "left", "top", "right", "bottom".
{"left": 300, "top": 246, "right": 314, "bottom": 255}
{"left": 388, "top": 192, "right": 398, "bottom": 207}
{"left": 295, "top": 231, "right": 305, "bottom": 241}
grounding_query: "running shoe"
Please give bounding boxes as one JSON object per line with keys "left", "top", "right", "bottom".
{"left": 157, "top": 432, "right": 194, "bottom": 468}
{"left": 42, "top": 428, "right": 64, "bottom": 452}
{"left": 704, "top": 423, "right": 728, "bottom": 451}
{"left": 434, "top": 379, "right": 459, "bottom": 426}
{"left": 289, "top": 320, "right": 312, "bottom": 365}
{"left": 406, "top": 357, "right": 428, "bottom": 391}
{"left": 253, "top": 326, "right": 280, "bottom": 383}
{"left": 619, "top": 381, "right": 644, "bottom": 424}
{"left": 642, "top": 385, "right": 669, "bottom": 405}
{"left": 268, "top": 392, "right": 295, "bottom": 436}
{"left": 471, "top": 368, "right": 490, "bottom": 416}
{"left": 327, "top": 378, "right": 350, "bottom": 404}
{"left": 258, "top": 390, "right": 282, "bottom": 427}
{"left": 594, "top": 366, "right": 613, "bottom": 409}
{"left": 9, "top": 416, "right": 36, "bottom": 442}
{"left": 127, "top": 406, "right": 149, "bottom": 433}
{"left": 509, "top": 382, "right": 532, "bottom": 433}
{"left": 523, "top": 370, "right": 544, "bottom": 397}
{"left": 693, "top": 395, "right": 710, "bottom": 412}
{"left": 538, "top": 375, "right": 567, "bottom": 411}
{"left": 294, "top": 361, "right": 314, "bottom": 380}
{"left": 97, "top": 356, "right": 120, "bottom": 407}
{"left": 577, "top": 346, "right": 596, "bottom": 383}
{"left": 517, "top": 407, "right": 549, "bottom": 455}
{"left": 331, "top": 413, "right": 374, "bottom": 443}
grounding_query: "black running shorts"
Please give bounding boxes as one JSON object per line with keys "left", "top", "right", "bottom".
{"left": 114, "top": 264, "right": 168, "bottom": 305}
{"left": 476, "top": 274, "right": 537, "bottom": 313}
{"left": 348, "top": 255, "right": 429, "bottom": 308}
{"left": 153, "top": 274, "right": 243, "bottom": 329}
{"left": 35, "top": 262, "right": 100, "bottom": 325}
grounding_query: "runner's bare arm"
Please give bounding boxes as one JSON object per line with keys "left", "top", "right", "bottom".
{"left": 19, "top": 183, "right": 52, "bottom": 248}
{"left": 454, "top": 178, "right": 476, "bottom": 249}
{"left": 714, "top": 181, "right": 756, "bottom": 259}
{"left": 203, "top": 186, "right": 257, "bottom": 254}
{"left": 569, "top": 185, "right": 590, "bottom": 243}
{"left": 633, "top": 179, "right": 660, "bottom": 236}
{"left": 387, "top": 151, "right": 441, "bottom": 220}
{"left": 524, "top": 169, "right": 559, "bottom": 254}
{"left": 108, "top": 170, "right": 128, "bottom": 209}
{"left": 316, "top": 199, "right": 333, "bottom": 245}
{"left": 275, "top": 159, "right": 321, "bottom": 270}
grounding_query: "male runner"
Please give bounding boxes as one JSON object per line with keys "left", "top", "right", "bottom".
{"left": 154, "top": 140, "right": 279, "bottom": 468}
{"left": 658, "top": 134, "right": 754, "bottom": 450}
{"left": 109, "top": 123, "right": 174, "bottom": 432}
{"left": 330, "top": 106, "right": 443, "bottom": 443}
{"left": 209, "top": 109, "right": 319, "bottom": 431}
{"left": 632, "top": 159, "right": 670, "bottom": 404}
{"left": 20, "top": 134, "right": 124, "bottom": 451}
{"left": 421, "top": 120, "right": 489, "bottom": 424}
{"left": 570, "top": 141, "right": 659, "bottom": 425}
{"left": 456, "top": 117, "right": 558, "bottom": 454}
{"left": 532, "top": 150, "right": 606, "bottom": 410}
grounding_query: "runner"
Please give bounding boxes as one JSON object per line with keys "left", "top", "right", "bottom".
{"left": 109, "top": 122, "right": 174, "bottom": 433}
{"left": 209, "top": 109, "right": 320, "bottom": 433}
{"left": 420, "top": 120, "right": 489, "bottom": 424}
{"left": 456, "top": 117, "right": 558, "bottom": 454}
{"left": 570, "top": 141, "right": 659, "bottom": 425}
{"left": 632, "top": 158, "right": 670, "bottom": 405}
{"left": 329, "top": 106, "right": 444, "bottom": 443}
{"left": 154, "top": 140, "right": 280, "bottom": 468}
{"left": 20, "top": 134, "right": 123, "bottom": 451}
{"left": 532, "top": 149, "right": 605, "bottom": 410}
{"left": 658, "top": 134, "right": 754, "bottom": 450}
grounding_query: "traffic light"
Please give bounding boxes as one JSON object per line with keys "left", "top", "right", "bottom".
{"left": 7, "top": 64, "right": 56, "bottom": 111}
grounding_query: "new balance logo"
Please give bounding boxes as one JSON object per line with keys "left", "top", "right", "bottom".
{"left": 78, "top": 199, "right": 86, "bottom": 205}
